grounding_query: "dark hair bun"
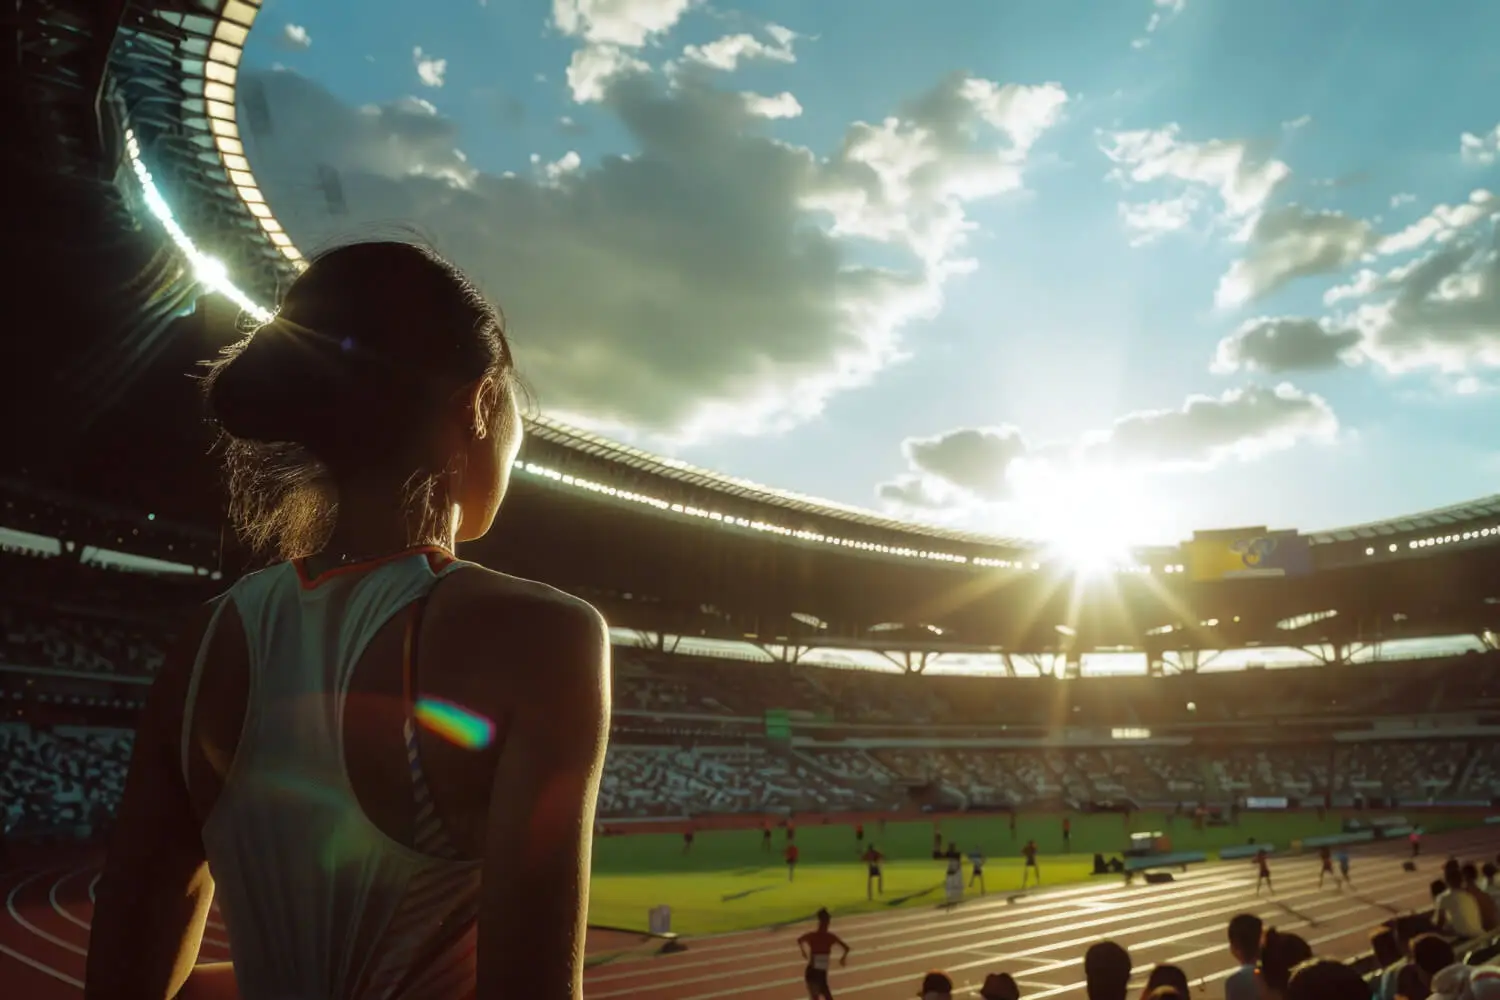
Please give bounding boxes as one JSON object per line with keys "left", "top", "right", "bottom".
{"left": 206, "top": 241, "right": 504, "bottom": 461}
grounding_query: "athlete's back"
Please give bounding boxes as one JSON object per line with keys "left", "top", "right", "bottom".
{"left": 85, "top": 242, "right": 609, "bottom": 1000}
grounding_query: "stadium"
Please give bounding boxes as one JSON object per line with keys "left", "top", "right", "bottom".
{"left": 4, "top": 2, "right": 1500, "bottom": 999}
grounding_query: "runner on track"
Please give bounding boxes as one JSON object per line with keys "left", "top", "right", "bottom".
{"left": 798, "top": 909, "right": 850, "bottom": 1000}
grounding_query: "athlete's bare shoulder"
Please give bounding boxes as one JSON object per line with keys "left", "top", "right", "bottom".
{"left": 427, "top": 564, "right": 608, "bottom": 683}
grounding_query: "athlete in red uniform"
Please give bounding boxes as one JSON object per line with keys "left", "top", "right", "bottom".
{"left": 763, "top": 821, "right": 773, "bottom": 851}
{"left": 1022, "top": 840, "right": 1040, "bottom": 888}
{"left": 1254, "top": 848, "right": 1274, "bottom": 895}
{"left": 1317, "top": 845, "right": 1337, "bottom": 888}
{"left": 797, "top": 909, "right": 850, "bottom": 1000}
{"left": 786, "top": 843, "right": 800, "bottom": 881}
{"left": 862, "top": 846, "right": 884, "bottom": 899}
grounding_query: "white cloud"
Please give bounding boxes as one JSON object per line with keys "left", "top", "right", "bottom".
{"left": 1212, "top": 317, "right": 1362, "bottom": 374}
{"left": 1461, "top": 124, "right": 1499, "bottom": 166}
{"left": 1351, "top": 237, "right": 1500, "bottom": 375}
{"left": 1137, "top": 0, "right": 1187, "bottom": 42}
{"left": 1118, "top": 195, "right": 1199, "bottom": 245}
{"left": 1101, "top": 124, "right": 1290, "bottom": 242}
{"left": 542, "top": 150, "right": 582, "bottom": 183}
{"left": 876, "top": 474, "right": 955, "bottom": 509}
{"left": 1221, "top": 189, "right": 1497, "bottom": 376}
{"left": 553, "top": 0, "right": 697, "bottom": 47}
{"left": 243, "top": 68, "right": 1064, "bottom": 441}
{"left": 413, "top": 47, "right": 447, "bottom": 88}
{"left": 741, "top": 91, "right": 802, "bottom": 120}
{"left": 1377, "top": 189, "right": 1497, "bottom": 256}
{"left": 1215, "top": 204, "right": 1375, "bottom": 307}
{"left": 278, "top": 24, "right": 311, "bottom": 50}
{"left": 1390, "top": 192, "right": 1416, "bottom": 209}
{"left": 1082, "top": 383, "right": 1336, "bottom": 468}
{"left": 682, "top": 29, "right": 796, "bottom": 72}
{"left": 808, "top": 75, "right": 1068, "bottom": 268}
{"left": 878, "top": 383, "right": 1334, "bottom": 508}
{"left": 566, "top": 44, "right": 649, "bottom": 102}
{"left": 899, "top": 426, "right": 1028, "bottom": 502}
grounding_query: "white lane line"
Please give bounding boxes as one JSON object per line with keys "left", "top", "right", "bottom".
{"left": 966, "top": 877, "right": 1440, "bottom": 999}
{"left": 660, "top": 831, "right": 1499, "bottom": 1000}
{"left": 0, "top": 940, "right": 83, "bottom": 988}
{"left": 590, "top": 852, "right": 1419, "bottom": 998}
{"left": 591, "top": 831, "right": 1441, "bottom": 980}
{"left": 50, "top": 866, "right": 94, "bottom": 931}
{"left": 8, "top": 870, "right": 85, "bottom": 956}
{"left": 587, "top": 869, "right": 1256, "bottom": 982}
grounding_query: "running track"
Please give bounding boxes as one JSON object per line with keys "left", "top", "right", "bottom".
{"left": 4, "top": 828, "right": 1495, "bottom": 998}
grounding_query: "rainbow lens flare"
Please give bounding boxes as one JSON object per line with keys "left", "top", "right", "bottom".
{"left": 415, "top": 696, "right": 496, "bottom": 750}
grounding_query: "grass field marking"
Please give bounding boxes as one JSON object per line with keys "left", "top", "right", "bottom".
{"left": 584, "top": 845, "right": 1407, "bottom": 986}
{"left": 646, "top": 832, "right": 1497, "bottom": 1000}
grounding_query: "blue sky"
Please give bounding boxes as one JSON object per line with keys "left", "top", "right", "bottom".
{"left": 239, "top": 0, "right": 1500, "bottom": 547}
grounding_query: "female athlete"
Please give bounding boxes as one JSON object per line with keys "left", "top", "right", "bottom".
{"left": 798, "top": 908, "right": 851, "bottom": 999}
{"left": 83, "top": 241, "right": 611, "bottom": 1000}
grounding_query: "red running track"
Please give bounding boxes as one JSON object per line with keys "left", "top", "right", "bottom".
{"left": 4, "top": 828, "right": 1495, "bottom": 999}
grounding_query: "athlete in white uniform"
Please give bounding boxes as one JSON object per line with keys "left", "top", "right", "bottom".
{"left": 86, "top": 242, "right": 610, "bottom": 1000}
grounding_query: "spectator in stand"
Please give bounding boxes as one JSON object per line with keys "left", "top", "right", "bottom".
{"left": 1139, "top": 964, "right": 1189, "bottom": 999}
{"left": 1257, "top": 929, "right": 1312, "bottom": 1000}
{"left": 1462, "top": 863, "right": 1500, "bottom": 930}
{"left": 977, "top": 973, "right": 1019, "bottom": 1000}
{"left": 1371, "top": 925, "right": 1409, "bottom": 1000}
{"left": 1405, "top": 934, "right": 1458, "bottom": 999}
{"left": 1084, "top": 941, "right": 1132, "bottom": 1000}
{"left": 919, "top": 971, "right": 954, "bottom": 999}
{"left": 1428, "top": 964, "right": 1500, "bottom": 1000}
{"left": 1436, "top": 868, "right": 1487, "bottom": 939}
{"left": 1285, "top": 959, "right": 1371, "bottom": 1000}
{"left": 1224, "top": 913, "right": 1263, "bottom": 1000}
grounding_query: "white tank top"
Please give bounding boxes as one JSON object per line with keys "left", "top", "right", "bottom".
{"left": 181, "top": 548, "right": 482, "bottom": 1000}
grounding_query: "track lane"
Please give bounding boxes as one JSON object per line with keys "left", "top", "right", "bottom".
{"left": 0, "top": 828, "right": 1493, "bottom": 999}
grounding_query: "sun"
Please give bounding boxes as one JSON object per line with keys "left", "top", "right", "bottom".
{"left": 1006, "top": 459, "right": 1170, "bottom": 575}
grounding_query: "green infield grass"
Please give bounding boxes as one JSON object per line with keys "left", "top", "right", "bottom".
{"left": 585, "top": 809, "right": 1477, "bottom": 935}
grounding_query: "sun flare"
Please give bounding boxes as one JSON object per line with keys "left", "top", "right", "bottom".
{"left": 1007, "top": 460, "right": 1172, "bottom": 574}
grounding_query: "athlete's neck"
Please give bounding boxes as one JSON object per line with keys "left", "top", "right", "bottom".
{"left": 311, "top": 478, "right": 458, "bottom": 572}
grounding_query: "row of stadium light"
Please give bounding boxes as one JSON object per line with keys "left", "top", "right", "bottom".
{"left": 195, "top": 0, "right": 304, "bottom": 266}
{"left": 1365, "top": 526, "right": 1500, "bottom": 556}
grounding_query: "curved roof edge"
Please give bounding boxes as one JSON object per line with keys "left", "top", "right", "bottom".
{"left": 120, "top": 0, "right": 1500, "bottom": 558}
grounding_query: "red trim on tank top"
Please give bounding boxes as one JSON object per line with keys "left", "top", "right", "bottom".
{"left": 292, "top": 545, "right": 454, "bottom": 590}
